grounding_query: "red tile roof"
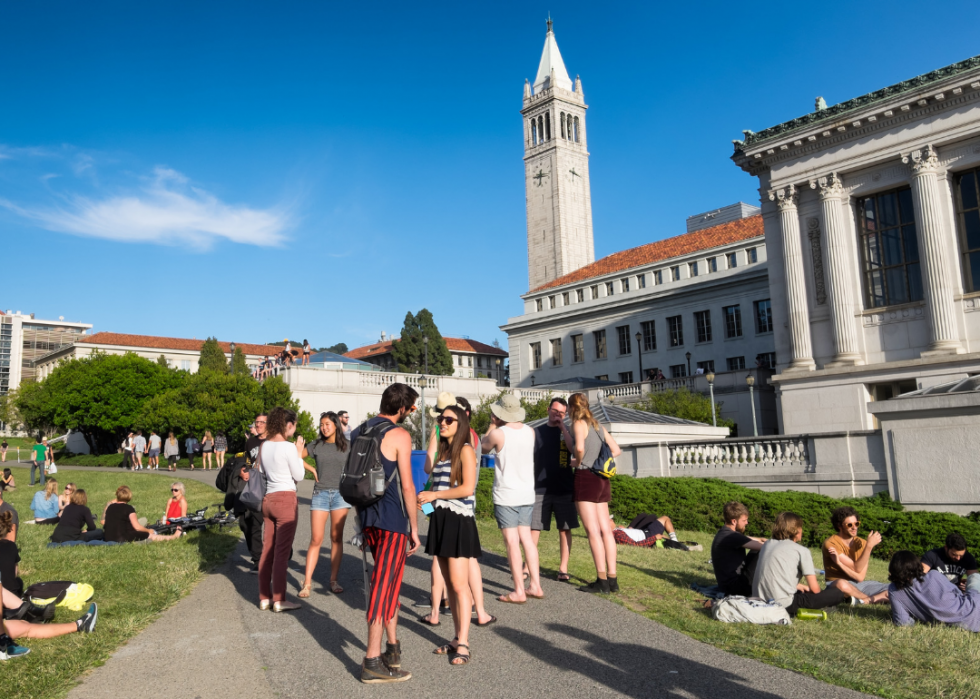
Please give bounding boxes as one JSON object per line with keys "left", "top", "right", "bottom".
{"left": 530, "top": 215, "right": 764, "bottom": 293}
{"left": 345, "top": 336, "right": 506, "bottom": 360}
{"left": 76, "top": 332, "right": 285, "bottom": 357}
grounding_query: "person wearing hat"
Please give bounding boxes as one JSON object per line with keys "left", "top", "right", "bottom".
{"left": 481, "top": 394, "right": 543, "bottom": 604}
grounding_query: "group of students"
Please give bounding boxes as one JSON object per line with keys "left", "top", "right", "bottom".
{"left": 710, "top": 500, "right": 980, "bottom": 629}
{"left": 120, "top": 429, "right": 228, "bottom": 472}
{"left": 253, "top": 339, "right": 313, "bottom": 380}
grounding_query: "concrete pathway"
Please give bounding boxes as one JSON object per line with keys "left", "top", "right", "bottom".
{"left": 33, "top": 464, "right": 872, "bottom": 699}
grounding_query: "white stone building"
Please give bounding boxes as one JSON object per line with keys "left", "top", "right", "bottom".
{"left": 0, "top": 309, "right": 92, "bottom": 395}
{"left": 732, "top": 54, "right": 980, "bottom": 437}
{"left": 345, "top": 334, "right": 508, "bottom": 382}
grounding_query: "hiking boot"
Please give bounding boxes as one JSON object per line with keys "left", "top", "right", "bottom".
{"left": 579, "top": 578, "right": 611, "bottom": 594}
{"left": 608, "top": 577, "right": 620, "bottom": 593}
{"left": 360, "top": 656, "right": 411, "bottom": 683}
{"left": 383, "top": 641, "right": 401, "bottom": 668}
{"left": 76, "top": 603, "right": 98, "bottom": 633}
{"left": 0, "top": 634, "right": 29, "bottom": 661}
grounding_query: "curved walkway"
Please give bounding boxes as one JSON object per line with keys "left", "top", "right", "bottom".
{"left": 25, "top": 464, "right": 871, "bottom": 698}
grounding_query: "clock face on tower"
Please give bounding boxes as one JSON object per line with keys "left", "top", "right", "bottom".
{"left": 533, "top": 167, "right": 551, "bottom": 187}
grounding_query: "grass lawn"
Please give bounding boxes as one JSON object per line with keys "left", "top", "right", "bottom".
{"left": 3, "top": 471, "right": 239, "bottom": 699}
{"left": 475, "top": 520, "right": 980, "bottom": 699}
{"left": 50, "top": 450, "right": 318, "bottom": 478}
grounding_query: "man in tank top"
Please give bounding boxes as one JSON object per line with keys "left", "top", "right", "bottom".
{"left": 481, "top": 394, "right": 544, "bottom": 603}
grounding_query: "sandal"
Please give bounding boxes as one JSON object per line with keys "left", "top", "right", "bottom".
{"left": 474, "top": 614, "right": 497, "bottom": 627}
{"left": 557, "top": 572, "right": 571, "bottom": 582}
{"left": 434, "top": 637, "right": 458, "bottom": 655}
{"left": 298, "top": 584, "right": 312, "bottom": 599}
{"left": 329, "top": 581, "right": 344, "bottom": 594}
{"left": 449, "top": 644, "right": 471, "bottom": 666}
{"left": 419, "top": 614, "right": 441, "bottom": 626}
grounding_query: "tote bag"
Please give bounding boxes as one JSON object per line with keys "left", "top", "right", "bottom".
{"left": 238, "top": 445, "right": 267, "bottom": 513}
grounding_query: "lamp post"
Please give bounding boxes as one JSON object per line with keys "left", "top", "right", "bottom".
{"left": 746, "top": 374, "right": 758, "bottom": 437}
{"left": 685, "top": 351, "right": 692, "bottom": 377}
{"left": 423, "top": 336, "right": 429, "bottom": 375}
{"left": 706, "top": 371, "right": 716, "bottom": 426}
{"left": 530, "top": 374, "right": 535, "bottom": 387}
{"left": 495, "top": 357, "right": 501, "bottom": 385}
{"left": 635, "top": 331, "right": 643, "bottom": 384}
{"left": 419, "top": 375, "right": 428, "bottom": 448}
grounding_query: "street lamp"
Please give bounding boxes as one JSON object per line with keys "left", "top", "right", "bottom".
{"left": 685, "top": 351, "right": 692, "bottom": 377}
{"left": 495, "top": 357, "right": 501, "bottom": 385}
{"left": 635, "top": 331, "right": 643, "bottom": 384}
{"left": 746, "top": 374, "right": 758, "bottom": 437}
{"left": 530, "top": 374, "right": 536, "bottom": 386}
{"left": 706, "top": 371, "right": 717, "bottom": 426}
{"left": 419, "top": 375, "right": 428, "bottom": 447}
{"left": 423, "top": 336, "right": 429, "bottom": 375}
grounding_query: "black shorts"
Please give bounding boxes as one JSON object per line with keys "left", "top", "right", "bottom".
{"left": 531, "top": 492, "right": 579, "bottom": 531}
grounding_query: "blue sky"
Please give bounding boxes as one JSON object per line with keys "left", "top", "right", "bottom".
{"left": 3, "top": 1, "right": 979, "bottom": 351}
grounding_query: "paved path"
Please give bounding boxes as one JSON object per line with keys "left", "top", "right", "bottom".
{"left": 32, "top": 464, "right": 872, "bottom": 698}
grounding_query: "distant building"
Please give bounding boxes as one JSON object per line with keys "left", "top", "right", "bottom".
{"left": 345, "top": 334, "right": 508, "bottom": 382}
{"left": 0, "top": 309, "right": 92, "bottom": 395}
{"left": 33, "top": 332, "right": 285, "bottom": 379}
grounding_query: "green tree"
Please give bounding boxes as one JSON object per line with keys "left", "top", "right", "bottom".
{"left": 629, "top": 388, "right": 733, "bottom": 429}
{"left": 231, "top": 346, "right": 250, "bottom": 375}
{"left": 156, "top": 355, "right": 170, "bottom": 368}
{"left": 390, "top": 309, "right": 453, "bottom": 375}
{"left": 324, "top": 342, "right": 348, "bottom": 355}
{"left": 466, "top": 391, "right": 552, "bottom": 435}
{"left": 260, "top": 376, "right": 316, "bottom": 443}
{"left": 199, "top": 337, "right": 229, "bottom": 374}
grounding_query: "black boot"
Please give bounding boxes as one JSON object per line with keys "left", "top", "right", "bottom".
{"left": 579, "top": 577, "right": 611, "bottom": 594}
{"left": 360, "top": 656, "right": 411, "bottom": 684}
{"left": 383, "top": 641, "right": 401, "bottom": 668}
{"left": 608, "top": 576, "right": 620, "bottom": 593}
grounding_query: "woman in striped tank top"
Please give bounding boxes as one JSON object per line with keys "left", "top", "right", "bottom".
{"left": 417, "top": 405, "right": 479, "bottom": 666}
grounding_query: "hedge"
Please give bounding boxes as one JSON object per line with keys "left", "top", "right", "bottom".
{"left": 474, "top": 473, "right": 980, "bottom": 561}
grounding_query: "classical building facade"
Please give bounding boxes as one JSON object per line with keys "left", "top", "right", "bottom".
{"left": 732, "top": 54, "right": 980, "bottom": 436}
{"left": 345, "top": 335, "right": 508, "bottom": 382}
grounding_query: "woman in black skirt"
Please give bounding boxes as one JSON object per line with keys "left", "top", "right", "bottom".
{"left": 418, "top": 404, "right": 479, "bottom": 666}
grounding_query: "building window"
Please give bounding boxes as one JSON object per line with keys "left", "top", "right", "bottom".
{"left": 593, "top": 330, "right": 607, "bottom": 359}
{"left": 670, "top": 364, "right": 687, "bottom": 378}
{"left": 572, "top": 334, "right": 584, "bottom": 363}
{"left": 747, "top": 247, "right": 758, "bottom": 263}
{"left": 857, "top": 187, "right": 923, "bottom": 308}
{"left": 641, "top": 320, "right": 656, "bottom": 351}
{"left": 727, "top": 356, "right": 746, "bottom": 371}
{"left": 562, "top": 291, "right": 570, "bottom": 305}
{"left": 723, "top": 305, "right": 742, "bottom": 338}
{"left": 477, "top": 357, "right": 483, "bottom": 368}
{"left": 671, "top": 266, "right": 680, "bottom": 281}
{"left": 595, "top": 374, "right": 609, "bottom": 381}
{"left": 576, "top": 288, "right": 584, "bottom": 302}
{"left": 530, "top": 342, "right": 541, "bottom": 369}
{"left": 467, "top": 356, "right": 472, "bottom": 367}
{"left": 695, "top": 310, "right": 712, "bottom": 343}
{"left": 605, "top": 281, "right": 614, "bottom": 296}
{"left": 549, "top": 295, "right": 556, "bottom": 309}
{"left": 180, "top": 360, "right": 191, "bottom": 371}
{"left": 653, "top": 270, "right": 663, "bottom": 285}
{"left": 757, "top": 351, "right": 776, "bottom": 369}
{"left": 689, "top": 262, "right": 699, "bottom": 277}
{"left": 536, "top": 299, "right": 543, "bottom": 312}
{"left": 551, "top": 339, "right": 562, "bottom": 366}
{"left": 707, "top": 257, "right": 717, "bottom": 273}
{"left": 727, "top": 252, "right": 737, "bottom": 268}
{"left": 667, "top": 315, "right": 683, "bottom": 347}
{"left": 616, "top": 325, "right": 632, "bottom": 355}
{"left": 621, "top": 277, "right": 630, "bottom": 292}
{"left": 637, "top": 274, "right": 646, "bottom": 289}
{"left": 954, "top": 168, "right": 980, "bottom": 292}
{"left": 697, "top": 360, "right": 715, "bottom": 374}
{"left": 590, "top": 285, "right": 599, "bottom": 299}
{"left": 755, "top": 299, "right": 773, "bottom": 334}
{"left": 618, "top": 371, "right": 634, "bottom": 384}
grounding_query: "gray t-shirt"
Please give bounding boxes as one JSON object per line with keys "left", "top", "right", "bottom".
{"left": 308, "top": 439, "right": 347, "bottom": 494}
{"left": 576, "top": 424, "right": 603, "bottom": 471}
{"left": 752, "top": 539, "right": 815, "bottom": 607}
{"left": 149, "top": 434, "right": 162, "bottom": 450}
{"left": 134, "top": 435, "right": 147, "bottom": 452}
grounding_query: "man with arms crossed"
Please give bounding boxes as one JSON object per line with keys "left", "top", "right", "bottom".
{"left": 922, "top": 532, "right": 980, "bottom": 592}
{"left": 822, "top": 506, "right": 889, "bottom": 604}
{"left": 355, "top": 384, "right": 420, "bottom": 684}
{"left": 531, "top": 397, "right": 577, "bottom": 582}
{"left": 711, "top": 501, "right": 765, "bottom": 596}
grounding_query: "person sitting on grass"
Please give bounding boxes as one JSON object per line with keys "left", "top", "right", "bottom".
{"left": 821, "top": 506, "right": 889, "bottom": 605}
{"left": 921, "top": 533, "right": 980, "bottom": 593}
{"left": 753, "top": 511, "right": 846, "bottom": 616}
{"left": 0, "top": 572, "right": 31, "bottom": 660}
{"left": 50, "top": 489, "right": 103, "bottom": 544}
{"left": 0, "top": 469, "right": 14, "bottom": 493}
{"left": 58, "top": 483, "right": 75, "bottom": 515}
{"left": 164, "top": 482, "right": 188, "bottom": 523}
{"left": 0, "top": 512, "right": 24, "bottom": 597}
{"left": 711, "top": 501, "right": 765, "bottom": 596}
{"left": 0, "top": 488, "right": 18, "bottom": 542}
{"left": 888, "top": 550, "right": 980, "bottom": 630}
{"left": 29, "top": 480, "right": 61, "bottom": 525}
{"left": 104, "top": 486, "right": 182, "bottom": 543}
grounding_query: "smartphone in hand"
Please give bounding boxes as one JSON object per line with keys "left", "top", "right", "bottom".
{"left": 421, "top": 502, "right": 435, "bottom": 516}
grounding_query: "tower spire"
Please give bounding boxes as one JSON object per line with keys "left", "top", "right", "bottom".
{"left": 533, "top": 15, "right": 572, "bottom": 93}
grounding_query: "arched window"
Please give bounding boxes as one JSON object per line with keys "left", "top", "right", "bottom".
{"left": 545, "top": 112, "right": 551, "bottom": 140}
{"left": 538, "top": 115, "right": 544, "bottom": 143}
{"left": 531, "top": 119, "right": 537, "bottom": 145}
{"left": 560, "top": 112, "right": 566, "bottom": 139}
{"left": 573, "top": 116, "right": 580, "bottom": 143}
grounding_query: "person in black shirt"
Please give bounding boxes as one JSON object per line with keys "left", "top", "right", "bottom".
{"left": 103, "top": 486, "right": 181, "bottom": 543}
{"left": 0, "top": 489, "right": 18, "bottom": 542}
{"left": 229, "top": 415, "right": 267, "bottom": 571}
{"left": 0, "top": 512, "right": 22, "bottom": 597}
{"left": 711, "top": 501, "right": 765, "bottom": 596}
{"left": 530, "top": 398, "right": 578, "bottom": 581}
{"left": 922, "top": 532, "right": 980, "bottom": 592}
{"left": 50, "top": 490, "right": 103, "bottom": 543}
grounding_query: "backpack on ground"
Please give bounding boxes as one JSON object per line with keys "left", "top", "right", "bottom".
{"left": 339, "top": 420, "right": 402, "bottom": 510}
{"left": 590, "top": 428, "right": 616, "bottom": 479}
{"left": 711, "top": 595, "right": 791, "bottom": 625}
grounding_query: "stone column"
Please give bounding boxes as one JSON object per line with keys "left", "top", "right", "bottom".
{"left": 901, "top": 144, "right": 963, "bottom": 355}
{"left": 769, "top": 185, "right": 815, "bottom": 370}
{"left": 810, "top": 173, "right": 862, "bottom": 365}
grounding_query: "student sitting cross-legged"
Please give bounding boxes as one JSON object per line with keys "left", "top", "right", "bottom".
{"left": 711, "top": 501, "right": 766, "bottom": 596}
{"left": 821, "top": 506, "right": 890, "bottom": 605}
{"left": 753, "top": 511, "right": 846, "bottom": 616}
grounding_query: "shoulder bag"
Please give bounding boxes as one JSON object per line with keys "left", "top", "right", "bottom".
{"left": 238, "top": 444, "right": 268, "bottom": 513}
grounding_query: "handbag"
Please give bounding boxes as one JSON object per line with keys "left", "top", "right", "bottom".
{"left": 589, "top": 427, "right": 617, "bottom": 479}
{"left": 238, "top": 445, "right": 267, "bottom": 513}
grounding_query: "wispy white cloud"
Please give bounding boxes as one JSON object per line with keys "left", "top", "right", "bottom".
{"left": 0, "top": 165, "right": 290, "bottom": 249}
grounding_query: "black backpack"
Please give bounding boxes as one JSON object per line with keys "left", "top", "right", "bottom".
{"left": 339, "top": 420, "right": 402, "bottom": 510}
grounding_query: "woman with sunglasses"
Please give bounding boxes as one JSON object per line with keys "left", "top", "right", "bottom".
{"left": 418, "top": 405, "right": 479, "bottom": 666}
{"left": 297, "top": 412, "right": 350, "bottom": 598}
{"left": 58, "top": 482, "right": 75, "bottom": 515}
{"left": 164, "top": 482, "right": 188, "bottom": 524}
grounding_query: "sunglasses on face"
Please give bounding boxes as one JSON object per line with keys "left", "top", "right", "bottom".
{"left": 846, "top": 521, "right": 860, "bottom": 528}
{"left": 171, "top": 489, "right": 180, "bottom": 493}
{"left": 436, "top": 416, "right": 457, "bottom": 426}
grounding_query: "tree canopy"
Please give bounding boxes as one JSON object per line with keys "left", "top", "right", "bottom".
{"left": 629, "top": 388, "right": 734, "bottom": 430}
{"left": 323, "top": 342, "right": 348, "bottom": 355}
{"left": 231, "top": 346, "right": 250, "bottom": 375}
{"left": 390, "top": 309, "right": 453, "bottom": 375}
{"left": 199, "top": 337, "right": 229, "bottom": 374}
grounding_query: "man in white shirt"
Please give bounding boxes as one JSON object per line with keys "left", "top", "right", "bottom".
{"left": 132, "top": 431, "right": 147, "bottom": 470}
{"left": 482, "top": 394, "right": 543, "bottom": 603}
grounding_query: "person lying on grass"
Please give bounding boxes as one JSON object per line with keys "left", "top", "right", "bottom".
{"left": 888, "top": 550, "right": 980, "bottom": 630}
{"left": 103, "top": 486, "right": 182, "bottom": 543}
{"left": 821, "top": 506, "right": 889, "bottom": 605}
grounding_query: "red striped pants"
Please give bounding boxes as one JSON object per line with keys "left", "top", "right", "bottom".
{"left": 363, "top": 527, "right": 407, "bottom": 623}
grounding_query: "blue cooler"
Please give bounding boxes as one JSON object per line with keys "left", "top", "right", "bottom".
{"left": 480, "top": 454, "right": 496, "bottom": 469}
{"left": 411, "top": 450, "right": 429, "bottom": 493}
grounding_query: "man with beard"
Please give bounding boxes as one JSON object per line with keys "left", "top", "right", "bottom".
{"left": 711, "top": 501, "right": 766, "bottom": 596}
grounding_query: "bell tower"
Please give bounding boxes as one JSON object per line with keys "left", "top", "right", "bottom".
{"left": 522, "top": 18, "right": 594, "bottom": 291}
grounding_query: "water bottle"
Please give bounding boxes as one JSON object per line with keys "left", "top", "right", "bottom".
{"left": 370, "top": 465, "right": 385, "bottom": 496}
{"left": 796, "top": 609, "right": 827, "bottom": 621}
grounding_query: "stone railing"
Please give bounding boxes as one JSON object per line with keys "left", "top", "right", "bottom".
{"left": 668, "top": 436, "right": 812, "bottom": 472}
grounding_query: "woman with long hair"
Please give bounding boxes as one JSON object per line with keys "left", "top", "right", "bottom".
{"left": 418, "top": 405, "right": 480, "bottom": 666}
{"left": 214, "top": 431, "right": 228, "bottom": 469}
{"left": 298, "top": 412, "right": 351, "bottom": 597}
{"left": 888, "top": 550, "right": 980, "bottom": 630}
{"left": 565, "top": 392, "right": 622, "bottom": 594}
{"left": 164, "top": 482, "right": 188, "bottom": 523}
{"left": 257, "top": 407, "right": 306, "bottom": 612}
{"left": 201, "top": 431, "right": 214, "bottom": 470}
{"left": 1, "top": 468, "right": 14, "bottom": 492}
{"left": 58, "top": 482, "right": 75, "bottom": 514}
{"left": 30, "top": 479, "right": 60, "bottom": 524}
{"left": 164, "top": 432, "right": 179, "bottom": 471}
{"left": 50, "top": 489, "right": 103, "bottom": 543}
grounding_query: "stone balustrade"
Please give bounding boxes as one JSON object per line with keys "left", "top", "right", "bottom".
{"left": 668, "top": 436, "right": 812, "bottom": 472}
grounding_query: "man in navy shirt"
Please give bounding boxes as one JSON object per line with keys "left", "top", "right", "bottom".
{"left": 922, "top": 533, "right": 980, "bottom": 592}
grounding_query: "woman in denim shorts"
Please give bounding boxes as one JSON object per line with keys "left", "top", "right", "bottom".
{"left": 298, "top": 411, "right": 351, "bottom": 597}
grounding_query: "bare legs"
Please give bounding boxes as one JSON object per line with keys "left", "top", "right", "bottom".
{"left": 530, "top": 528, "right": 573, "bottom": 576}
{"left": 437, "top": 555, "right": 472, "bottom": 663}
{"left": 5, "top": 619, "right": 79, "bottom": 639}
{"left": 423, "top": 560, "right": 449, "bottom": 624}
{"left": 203, "top": 452, "right": 212, "bottom": 470}
{"left": 425, "top": 555, "right": 492, "bottom": 624}
{"left": 499, "top": 526, "right": 543, "bottom": 602}
{"left": 302, "top": 507, "right": 349, "bottom": 591}
{"left": 577, "top": 501, "right": 616, "bottom": 578}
